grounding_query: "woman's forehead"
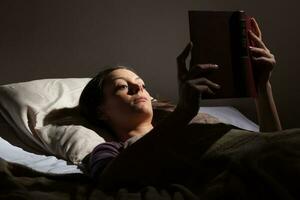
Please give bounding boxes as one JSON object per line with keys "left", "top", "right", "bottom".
{"left": 107, "top": 69, "right": 141, "bottom": 82}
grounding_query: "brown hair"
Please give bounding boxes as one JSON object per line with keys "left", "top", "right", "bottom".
{"left": 79, "top": 66, "right": 132, "bottom": 126}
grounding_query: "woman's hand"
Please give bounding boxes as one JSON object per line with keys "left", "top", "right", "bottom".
{"left": 248, "top": 18, "right": 276, "bottom": 89}
{"left": 176, "top": 43, "right": 220, "bottom": 117}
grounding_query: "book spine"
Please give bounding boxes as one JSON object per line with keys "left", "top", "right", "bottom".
{"left": 244, "top": 14, "right": 257, "bottom": 97}
{"left": 237, "top": 11, "right": 257, "bottom": 98}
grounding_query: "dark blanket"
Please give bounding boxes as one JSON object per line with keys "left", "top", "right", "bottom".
{"left": 1, "top": 126, "right": 300, "bottom": 200}
{"left": 0, "top": 158, "right": 200, "bottom": 200}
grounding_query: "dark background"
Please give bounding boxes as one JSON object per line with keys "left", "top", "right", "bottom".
{"left": 0, "top": 0, "right": 299, "bottom": 128}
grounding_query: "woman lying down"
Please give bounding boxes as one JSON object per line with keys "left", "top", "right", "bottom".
{"left": 79, "top": 18, "right": 300, "bottom": 198}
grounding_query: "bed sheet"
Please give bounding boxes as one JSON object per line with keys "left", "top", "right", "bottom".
{"left": 200, "top": 106, "right": 259, "bottom": 131}
{"left": 0, "top": 135, "right": 82, "bottom": 174}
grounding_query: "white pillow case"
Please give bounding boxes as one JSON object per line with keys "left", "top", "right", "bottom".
{"left": 0, "top": 78, "right": 105, "bottom": 164}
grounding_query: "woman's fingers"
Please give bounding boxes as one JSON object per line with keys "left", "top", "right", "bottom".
{"left": 188, "top": 77, "right": 220, "bottom": 94}
{"left": 252, "top": 57, "right": 276, "bottom": 67}
{"left": 250, "top": 18, "right": 262, "bottom": 39}
{"left": 177, "top": 42, "right": 193, "bottom": 62}
{"left": 248, "top": 30, "right": 269, "bottom": 51}
{"left": 177, "top": 42, "right": 193, "bottom": 81}
{"left": 188, "top": 64, "right": 219, "bottom": 79}
{"left": 192, "top": 64, "right": 219, "bottom": 71}
{"left": 249, "top": 46, "right": 276, "bottom": 69}
{"left": 249, "top": 46, "right": 273, "bottom": 58}
{"left": 196, "top": 85, "right": 216, "bottom": 96}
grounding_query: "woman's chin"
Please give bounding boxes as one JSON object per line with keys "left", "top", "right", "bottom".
{"left": 132, "top": 103, "right": 153, "bottom": 115}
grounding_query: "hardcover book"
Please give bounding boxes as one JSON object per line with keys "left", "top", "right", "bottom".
{"left": 188, "top": 10, "right": 257, "bottom": 99}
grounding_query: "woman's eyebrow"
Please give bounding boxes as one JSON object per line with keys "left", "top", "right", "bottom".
{"left": 112, "top": 77, "right": 142, "bottom": 82}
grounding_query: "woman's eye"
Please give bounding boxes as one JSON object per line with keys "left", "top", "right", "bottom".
{"left": 142, "top": 84, "right": 146, "bottom": 89}
{"left": 116, "top": 85, "right": 128, "bottom": 90}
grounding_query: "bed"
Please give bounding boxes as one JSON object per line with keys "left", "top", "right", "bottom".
{"left": 0, "top": 78, "right": 299, "bottom": 199}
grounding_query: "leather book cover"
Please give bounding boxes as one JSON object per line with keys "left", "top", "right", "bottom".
{"left": 188, "top": 10, "right": 257, "bottom": 99}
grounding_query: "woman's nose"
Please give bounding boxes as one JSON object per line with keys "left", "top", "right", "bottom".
{"left": 129, "top": 84, "right": 144, "bottom": 94}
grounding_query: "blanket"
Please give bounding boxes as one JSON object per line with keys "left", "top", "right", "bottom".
{"left": 0, "top": 158, "right": 200, "bottom": 200}
{"left": 1, "top": 126, "right": 300, "bottom": 200}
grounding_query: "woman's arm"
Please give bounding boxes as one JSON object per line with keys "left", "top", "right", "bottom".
{"left": 95, "top": 43, "right": 221, "bottom": 191}
{"left": 255, "top": 82, "right": 282, "bottom": 132}
{"left": 249, "top": 18, "right": 282, "bottom": 132}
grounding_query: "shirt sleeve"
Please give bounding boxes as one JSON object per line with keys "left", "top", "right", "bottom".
{"left": 89, "top": 141, "right": 124, "bottom": 179}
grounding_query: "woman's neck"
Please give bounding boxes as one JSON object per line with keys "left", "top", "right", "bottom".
{"left": 113, "top": 121, "right": 153, "bottom": 142}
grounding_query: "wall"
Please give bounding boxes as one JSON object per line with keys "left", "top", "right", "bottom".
{"left": 0, "top": 0, "right": 299, "bottom": 128}
{"left": 0, "top": 0, "right": 194, "bottom": 101}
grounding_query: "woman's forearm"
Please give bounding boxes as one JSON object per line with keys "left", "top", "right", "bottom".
{"left": 97, "top": 107, "right": 196, "bottom": 190}
{"left": 255, "top": 82, "right": 282, "bottom": 132}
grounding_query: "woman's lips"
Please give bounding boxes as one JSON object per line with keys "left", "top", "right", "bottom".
{"left": 134, "top": 97, "right": 148, "bottom": 104}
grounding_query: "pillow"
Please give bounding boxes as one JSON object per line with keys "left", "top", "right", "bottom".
{"left": 0, "top": 78, "right": 107, "bottom": 164}
{"left": 36, "top": 124, "right": 105, "bottom": 163}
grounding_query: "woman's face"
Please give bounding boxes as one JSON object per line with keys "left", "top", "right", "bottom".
{"left": 98, "top": 68, "right": 153, "bottom": 126}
